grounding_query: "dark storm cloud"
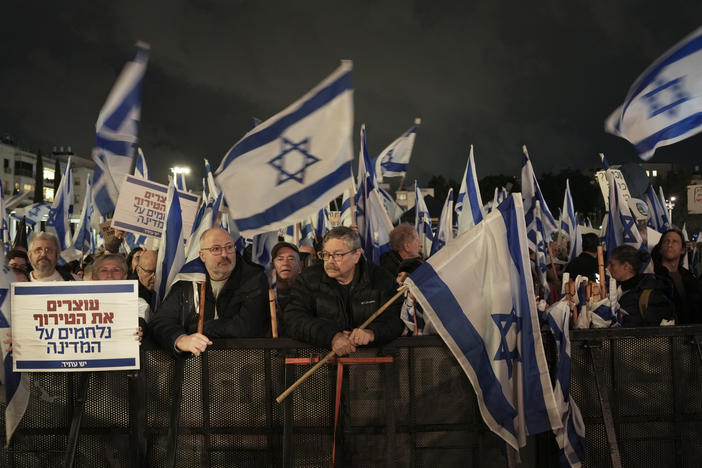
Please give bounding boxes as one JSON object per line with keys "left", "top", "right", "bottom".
{"left": 1, "top": 1, "right": 701, "bottom": 187}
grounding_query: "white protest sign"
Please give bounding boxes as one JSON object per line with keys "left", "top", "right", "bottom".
{"left": 112, "top": 175, "right": 200, "bottom": 240}
{"left": 596, "top": 169, "right": 632, "bottom": 211}
{"left": 11, "top": 281, "right": 140, "bottom": 372}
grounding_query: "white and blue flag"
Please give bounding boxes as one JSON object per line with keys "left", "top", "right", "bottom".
{"left": 658, "top": 186, "right": 671, "bottom": 226}
{"left": 561, "top": 179, "right": 582, "bottom": 262}
{"left": 91, "top": 42, "right": 150, "bottom": 217}
{"left": 339, "top": 187, "right": 354, "bottom": 227}
{"left": 522, "top": 146, "right": 559, "bottom": 241}
{"left": 72, "top": 174, "right": 94, "bottom": 254}
{"left": 373, "top": 118, "right": 421, "bottom": 182}
{"left": 414, "top": 181, "right": 434, "bottom": 257}
{"left": 313, "top": 206, "right": 332, "bottom": 240}
{"left": 491, "top": 187, "right": 510, "bottom": 213}
{"left": 546, "top": 300, "right": 586, "bottom": 467}
{"left": 430, "top": 188, "right": 453, "bottom": 256}
{"left": 0, "top": 261, "right": 30, "bottom": 445}
{"left": 45, "top": 157, "right": 74, "bottom": 252}
{"left": 215, "top": 61, "right": 354, "bottom": 237}
{"left": 603, "top": 171, "right": 648, "bottom": 267}
{"left": 455, "top": 145, "right": 485, "bottom": 235}
{"left": 155, "top": 180, "right": 186, "bottom": 305}
{"left": 134, "top": 147, "right": 149, "bottom": 180}
{"left": 405, "top": 194, "right": 561, "bottom": 449}
{"left": 606, "top": 26, "right": 702, "bottom": 160}
{"left": 645, "top": 185, "right": 670, "bottom": 233}
{"left": 20, "top": 202, "right": 51, "bottom": 228}
{"left": 251, "top": 230, "right": 279, "bottom": 272}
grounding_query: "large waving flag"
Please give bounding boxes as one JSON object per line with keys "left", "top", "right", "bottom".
{"left": 373, "top": 118, "right": 421, "bottom": 182}
{"left": 414, "top": 181, "right": 434, "bottom": 257}
{"left": 430, "top": 188, "right": 453, "bottom": 256}
{"left": 19, "top": 202, "right": 51, "bottom": 229}
{"left": 522, "top": 146, "right": 558, "bottom": 241}
{"left": 0, "top": 261, "right": 30, "bottom": 445}
{"left": 355, "top": 125, "right": 393, "bottom": 264}
{"left": 455, "top": 145, "right": 485, "bottom": 235}
{"left": 215, "top": 61, "right": 354, "bottom": 237}
{"left": 45, "top": 157, "right": 74, "bottom": 252}
{"left": 155, "top": 180, "right": 186, "bottom": 305}
{"left": 0, "top": 179, "right": 10, "bottom": 253}
{"left": 561, "top": 179, "right": 582, "bottom": 262}
{"left": 605, "top": 26, "right": 702, "bottom": 160}
{"left": 546, "top": 300, "right": 586, "bottom": 466}
{"left": 91, "top": 42, "right": 150, "bottom": 217}
{"left": 405, "top": 194, "right": 561, "bottom": 449}
{"left": 72, "top": 174, "right": 94, "bottom": 254}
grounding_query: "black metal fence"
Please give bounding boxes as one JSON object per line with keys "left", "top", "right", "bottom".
{"left": 0, "top": 326, "right": 701, "bottom": 467}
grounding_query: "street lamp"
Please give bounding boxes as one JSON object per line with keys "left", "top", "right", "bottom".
{"left": 171, "top": 166, "right": 191, "bottom": 190}
{"left": 666, "top": 196, "right": 676, "bottom": 223}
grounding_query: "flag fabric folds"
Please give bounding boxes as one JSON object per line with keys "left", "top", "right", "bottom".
{"left": 0, "top": 261, "right": 30, "bottom": 445}
{"left": 603, "top": 171, "right": 648, "bottom": 268}
{"left": 0, "top": 179, "right": 10, "bottom": 253}
{"left": 414, "top": 181, "right": 434, "bottom": 257}
{"left": 522, "top": 146, "right": 558, "bottom": 241}
{"left": 430, "top": 188, "right": 453, "bottom": 256}
{"left": 373, "top": 118, "right": 421, "bottom": 182}
{"left": 72, "top": 174, "right": 94, "bottom": 254}
{"left": 155, "top": 180, "right": 186, "bottom": 305}
{"left": 45, "top": 157, "right": 74, "bottom": 252}
{"left": 404, "top": 194, "right": 561, "bottom": 449}
{"left": 215, "top": 61, "right": 354, "bottom": 237}
{"left": 455, "top": 145, "right": 485, "bottom": 235}
{"left": 91, "top": 42, "right": 150, "bottom": 218}
{"left": 546, "top": 300, "right": 586, "bottom": 466}
{"left": 561, "top": 179, "right": 582, "bottom": 262}
{"left": 645, "top": 185, "right": 670, "bottom": 233}
{"left": 134, "top": 147, "right": 149, "bottom": 180}
{"left": 605, "top": 26, "right": 702, "bottom": 161}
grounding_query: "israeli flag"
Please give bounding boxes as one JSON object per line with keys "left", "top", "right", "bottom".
{"left": 603, "top": 171, "right": 648, "bottom": 266}
{"left": 0, "top": 261, "right": 30, "bottom": 445}
{"left": 373, "top": 117, "right": 421, "bottom": 182}
{"left": 299, "top": 218, "right": 316, "bottom": 247}
{"left": 45, "top": 157, "right": 74, "bottom": 252}
{"left": 414, "top": 181, "right": 434, "bottom": 258}
{"left": 455, "top": 145, "right": 485, "bottom": 235}
{"left": 405, "top": 194, "right": 561, "bottom": 449}
{"left": 355, "top": 125, "right": 393, "bottom": 264}
{"left": 72, "top": 174, "right": 94, "bottom": 254}
{"left": 658, "top": 186, "right": 671, "bottom": 227}
{"left": 645, "top": 185, "right": 670, "bottom": 233}
{"left": 155, "top": 180, "right": 186, "bottom": 305}
{"left": 134, "top": 147, "right": 149, "bottom": 180}
{"left": 532, "top": 200, "right": 551, "bottom": 303}
{"left": 0, "top": 179, "right": 9, "bottom": 253}
{"left": 378, "top": 185, "right": 405, "bottom": 224}
{"left": 215, "top": 61, "right": 354, "bottom": 237}
{"left": 546, "top": 300, "right": 586, "bottom": 466}
{"left": 430, "top": 188, "right": 453, "bottom": 256}
{"left": 522, "top": 146, "right": 559, "bottom": 242}
{"left": 91, "top": 42, "right": 150, "bottom": 217}
{"left": 251, "top": 230, "right": 279, "bottom": 272}
{"left": 339, "top": 186, "right": 354, "bottom": 227}
{"left": 490, "top": 187, "right": 509, "bottom": 213}
{"left": 20, "top": 202, "right": 51, "bottom": 228}
{"left": 561, "top": 179, "right": 582, "bottom": 262}
{"left": 606, "top": 27, "right": 702, "bottom": 160}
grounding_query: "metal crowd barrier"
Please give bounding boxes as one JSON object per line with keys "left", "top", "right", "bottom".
{"left": 0, "top": 326, "right": 700, "bottom": 467}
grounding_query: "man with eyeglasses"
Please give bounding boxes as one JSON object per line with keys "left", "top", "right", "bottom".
{"left": 150, "top": 227, "right": 269, "bottom": 356}
{"left": 283, "top": 226, "right": 404, "bottom": 356}
{"left": 27, "top": 232, "right": 78, "bottom": 281}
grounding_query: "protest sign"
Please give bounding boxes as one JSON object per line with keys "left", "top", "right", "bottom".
{"left": 111, "top": 175, "right": 200, "bottom": 240}
{"left": 11, "top": 281, "right": 140, "bottom": 372}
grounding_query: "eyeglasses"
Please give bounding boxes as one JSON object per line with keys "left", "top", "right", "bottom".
{"left": 317, "top": 250, "right": 355, "bottom": 262}
{"left": 138, "top": 265, "right": 156, "bottom": 276}
{"left": 200, "top": 243, "right": 236, "bottom": 256}
{"left": 32, "top": 247, "right": 56, "bottom": 255}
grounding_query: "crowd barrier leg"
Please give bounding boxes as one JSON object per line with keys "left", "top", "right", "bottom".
{"left": 200, "top": 352, "right": 212, "bottom": 468}
{"left": 63, "top": 372, "right": 91, "bottom": 468}
{"left": 127, "top": 367, "right": 147, "bottom": 468}
{"left": 586, "top": 342, "right": 622, "bottom": 468}
{"left": 166, "top": 357, "right": 185, "bottom": 468}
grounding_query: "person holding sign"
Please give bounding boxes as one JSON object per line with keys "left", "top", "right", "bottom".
{"left": 150, "top": 228, "right": 269, "bottom": 356}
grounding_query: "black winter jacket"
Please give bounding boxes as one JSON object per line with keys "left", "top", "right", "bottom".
{"left": 619, "top": 274, "right": 676, "bottom": 327}
{"left": 282, "top": 257, "right": 405, "bottom": 349}
{"left": 150, "top": 253, "right": 269, "bottom": 352}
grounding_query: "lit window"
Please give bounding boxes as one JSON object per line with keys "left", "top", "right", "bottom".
{"left": 397, "top": 193, "right": 407, "bottom": 200}
{"left": 645, "top": 170, "right": 650, "bottom": 176}
{"left": 43, "top": 168, "right": 55, "bottom": 180}
{"left": 44, "top": 187, "right": 54, "bottom": 202}
{"left": 23, "top": 184, "right": 33, "bottom": 193}
{"left": 652, "top": 170, "right": 658, "bottom": 177}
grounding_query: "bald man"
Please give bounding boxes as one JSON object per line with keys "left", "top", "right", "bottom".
{"left": 150, "top": 228, "right": 269, "bottom": 355}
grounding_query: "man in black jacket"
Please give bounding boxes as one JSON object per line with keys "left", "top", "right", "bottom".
{"left": 283, "top": 226, "right": 405, "bottom": 356}
{"left": 150, "top": 227, "right": 269, "bottom": 355}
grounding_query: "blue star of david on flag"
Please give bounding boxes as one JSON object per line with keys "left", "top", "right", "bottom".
{"left": 643, "top": 77, "right": 691, "bottom": 118}
{"left": 621, "top": 215, "right": 638, "bottom": 243}
{"left": 492, "top": 308, "right": 521, "bottom": 379}
{"left": 268, "top": 137, "right": 320, "bottom": 185}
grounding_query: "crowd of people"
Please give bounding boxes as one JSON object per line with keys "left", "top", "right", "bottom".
{"left": 5, "top": 219, "right": 702, "bottom": 358}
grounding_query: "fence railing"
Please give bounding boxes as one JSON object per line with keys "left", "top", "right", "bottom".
{"left": 0, "top": 325, "right": 701, "bottom": 467}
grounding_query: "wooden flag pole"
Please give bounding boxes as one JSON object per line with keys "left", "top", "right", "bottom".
{"left": 276, "top": 286, "right": 408, "bottom": 404}
{"left": 269, "top": 288, "right": 278, "bottom": 338}
{"left": 597, "top": 245, "right": 606, "bottom": 299}
{"left": 197, "top": 281, "right": 206, "bottom": 335}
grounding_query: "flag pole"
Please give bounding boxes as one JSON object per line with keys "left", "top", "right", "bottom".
{"left": 197, "top": 281, "right": 206, "bottom": 334}
{"left": 597, "top": 245, "right": 606, "bottom": 299}
{"left": 269, "top": 288, "right": 278, "bottom": 338}
{"left": 276, "top": 285, "right": 408, "bottom": 403}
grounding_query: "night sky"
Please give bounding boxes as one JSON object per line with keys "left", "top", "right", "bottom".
{"left": 2, "top": 1, "right": 702, "bottom": 188}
